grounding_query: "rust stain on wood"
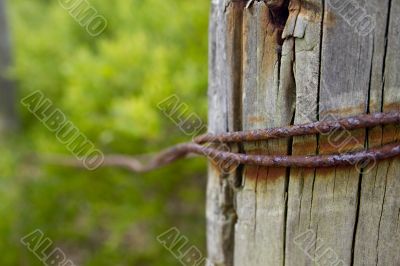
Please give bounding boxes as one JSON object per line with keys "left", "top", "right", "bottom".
{"left": 255, "top": 166, "right": 269, "bottom": 181}
{"left": 292, "top": 140, "right": 318, "bottom": 155}
{"left": 384, "top": 102, "right": 400, "bottom": 111}
{"left": 319, "top": 130, "right": 365, "bottom": 155}
{"left": 265, "top": 167, "right": 286, "bottom": 182}
{"left": 382, "top": 125, "right": 399, "bottom": 143}
{"left": 317, "top": 165, "right": 354, "bottom": 177}
{"left": 324, "top": 9, "right": 337, "bottom": 28}
{"left": 244, "top": 165, "right": 286, "bottom": 183}
{"left": 368, "top": 127, "right": 385, "bottom": 146}
{"left": 244, "top": 165, "right": 259, "bottom": 181}
{"left": 243, "top": 148, "right": 287, "bottom": 182}
{"left": 248, "top": 116, "right": 267, "bottom": 124}
{"left": 319, "top": 104, "right": 365, "bottom": 117}
{"left": 298, "top": 0, "right": 323, "bottom": 23}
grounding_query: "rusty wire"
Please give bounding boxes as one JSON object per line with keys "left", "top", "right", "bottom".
{"left": 185, "top": 142, "right": 400, "bottom": 169}
{"left": 51, "top": 141, "right": 400, "bottom": 172}
{"left": 194, "top": 111, "right": 400, "bottom": 144}
{"left": 49, "top": 111, "right": 400, "bottom": 172}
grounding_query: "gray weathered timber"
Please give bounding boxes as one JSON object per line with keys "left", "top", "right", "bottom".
{"left": 206, "top": 0, "right": 242, "bottom": 265}
{"left": 235, "top": 2, "right": 293, "bottom": 265}
{"left": 285, "top": 0, "right": 322, "bottom": 265}
{"left": 0, "top": 0, "right": 17, "bottom": 132}
{"left": 303, "top": 0, "right": 373, "bottom": 263}
{"left": 206, "top": 0, "right": 400, "bottom": 265}
{"left": 354, "top": 1, "right": 400, "bottom": 265}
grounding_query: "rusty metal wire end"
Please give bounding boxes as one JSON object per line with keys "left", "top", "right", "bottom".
{"left": 194, "top": 111, "right": 400, "bottom": 144}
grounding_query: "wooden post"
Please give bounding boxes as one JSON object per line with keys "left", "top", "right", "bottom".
{"left": 206, "top": 0, "right": 400, "bottom": 265}
{"left": 0, "top": 0, "right": 17, "bottom": 133}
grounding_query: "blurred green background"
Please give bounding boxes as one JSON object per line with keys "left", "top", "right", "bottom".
{"left": 0, "top": 0, "right": 209, "bottom": 265}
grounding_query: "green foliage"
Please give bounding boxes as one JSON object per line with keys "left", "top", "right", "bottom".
{"left": 0, "top": 0, "right": 209, "bottom": 264}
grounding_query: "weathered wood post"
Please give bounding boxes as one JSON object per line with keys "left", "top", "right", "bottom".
{"left": 0, "top": 0, "right": 17, "bottom": 133}
{"left": 206, "top": 0, "right": 400, "bottom": 265}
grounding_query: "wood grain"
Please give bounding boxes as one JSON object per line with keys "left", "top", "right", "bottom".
{"left": 354, "top": 1, "right": 400, "bottom": 265}
{"left": 285, "top": 0, "right": 322, "bottom": 265}
{"left": 206, "top": 0, "right": 242, "bottom": 265}
{"left": 206, "top": 0, "right": 400, "bottom": 265}
{"left": 235, "top": 2, "right": 294, "bottom": 265}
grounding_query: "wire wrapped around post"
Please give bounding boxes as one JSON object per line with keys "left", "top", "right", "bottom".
{"left": 48, "top": 111, "right": 400, "bottom": 173}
